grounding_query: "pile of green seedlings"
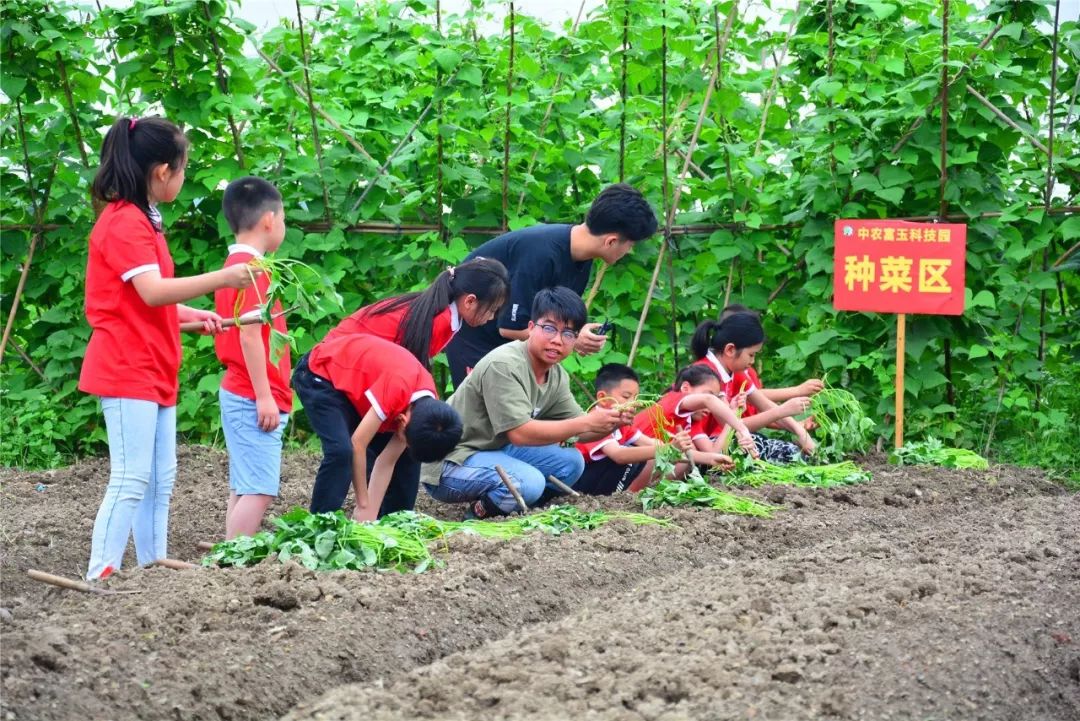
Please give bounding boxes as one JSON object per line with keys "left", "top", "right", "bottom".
{"left": 204, "top": 506, "right": 671, "bottom": 573}
{"left": 639, "top": 478, "right": 776, "bottom": 517}
{"left": 720, "top": 457, "right": 872, "bottom": 488}
{"left": 889, "top": 437, "right": 989, "bottom": 469}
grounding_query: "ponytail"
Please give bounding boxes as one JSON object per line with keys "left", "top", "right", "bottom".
{"left": 689, "top": 313, "right": 765, "bottom": 360}
{"left": 91, "top": 116, "right": 189, "bottom": 223}
{"left": 669, "top": 364, "right": 721, "bottom": 392}
{"left": 365, "top": 257, "right": 510, "bottom": 368}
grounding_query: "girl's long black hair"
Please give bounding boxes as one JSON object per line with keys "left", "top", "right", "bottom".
{"left": 91, "top": 116, "right": 189, "bottom": 224}
{"left": 689, "top": 313, "right": 766, "bottom": 360}
{"left": 364, "top": 257, "right": 510, "bottom": 367}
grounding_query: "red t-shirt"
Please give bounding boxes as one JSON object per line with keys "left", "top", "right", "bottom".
{"left": 307, "top": 335, "right": 437, "bottom": 432}
{"left": 693, "top": 353, "right": 758, "bottom": 438}
{"left": 321, "top": 299, "right": 459, "bottom": 357}
{"left": 742, "top": 367, "right": 763, "bottom": 418}
{"left": 79, "top": 201, "right": 181, "bottom": 406}
{"left": 631, "top": 391, "right": 696, "bottom": 441}
{"left": 576, "top": 425, "right": 643, "bottom": 464}
{"left": 214, "top": 246, "right": 292, "bottom": 412}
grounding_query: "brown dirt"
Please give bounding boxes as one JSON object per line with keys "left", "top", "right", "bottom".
{"left": 1, "top": 447, "right": 1077, "bottom": 721}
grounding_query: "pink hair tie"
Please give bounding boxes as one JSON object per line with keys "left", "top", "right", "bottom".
{"left": 128, "top": 118, "right": 137, "bottom": 131}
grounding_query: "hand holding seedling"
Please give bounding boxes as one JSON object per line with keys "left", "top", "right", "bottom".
{"left": 796, "top": 428, "right": 817, "bottom": 456}
{"left": 797, "top": 378, "right": 825, "bottom": 396}
{"left": 582, "top": 404, "right": 623, "bottom": 435}
{"left": 671, "top": 430, "right": 693, "bottom": 454}
{"left": 573, "top": 323, "right": 608, "bottom": 355}
{"left": 735, "top": 428, "right": 758, "bottom": 458}
{"left": 221, "top": 262, "right": 257, "bottom": 289}
{"left": 728, "top": 390, "right": 748, "bottom": 412}
{"left": 696, "top": 451, "right": 734, "bottom": 470}
{"left": 780, "top": 396, "right": 812, "bottom": 416}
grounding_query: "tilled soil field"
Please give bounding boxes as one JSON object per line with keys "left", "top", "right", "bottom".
{"left": 1, "top": 446, "right": 1077, "bottom": 721}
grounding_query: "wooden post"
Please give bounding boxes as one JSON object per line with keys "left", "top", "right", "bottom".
{"left": 494, "top": 465, "right": 528, "bottom": 513}
{"left": 895, "top": 313, "right": 906, "bottom": 449}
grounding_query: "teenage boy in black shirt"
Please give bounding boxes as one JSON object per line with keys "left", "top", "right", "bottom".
{"left": 445, "top": 183, "right": 658, "bottom": 387}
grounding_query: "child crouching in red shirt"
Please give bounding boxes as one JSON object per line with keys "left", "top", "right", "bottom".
{"left": 628, "top": 364, "right": 759, "bottom": 490}
{"left": 293, "top": 335, "right": 463, "bottom": 521}
{"left": 567, "top": 364, "right": 692, "bottom": 496}
{"left": 214, "top": 177, "right": 292, "bottom": 539}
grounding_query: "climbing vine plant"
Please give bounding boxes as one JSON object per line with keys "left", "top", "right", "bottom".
{"left": 1, "top": 0, "right": 1077, "bottom": 475}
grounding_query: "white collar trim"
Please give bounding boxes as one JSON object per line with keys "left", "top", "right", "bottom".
{"left": 448, "top": 302, "right": 462, "bottom": 332}
{"left": 705, "top": 350, "right": 734, "bottom": 383}
{"left": 228, "top": 243, "right": 264, "bottom": 259}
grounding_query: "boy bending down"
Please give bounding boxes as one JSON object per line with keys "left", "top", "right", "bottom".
{"left": 421, "top": 287, "right": 630, "bottom": 518}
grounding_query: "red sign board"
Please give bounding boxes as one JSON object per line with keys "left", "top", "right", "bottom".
{"left": 833, "top": 219, "right": 966, "bottom": 315}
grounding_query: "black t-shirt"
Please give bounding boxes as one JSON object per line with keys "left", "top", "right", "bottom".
{"left": 445, "top": 224, "right": 592, "bottom": 386}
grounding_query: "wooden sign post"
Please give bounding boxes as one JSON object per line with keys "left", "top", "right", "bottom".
{"left": 833, "top": 220, "right": 967, "bottom": 448}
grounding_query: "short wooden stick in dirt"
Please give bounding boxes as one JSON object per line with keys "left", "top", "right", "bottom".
{"left": 547, "top": 475, "right": 581, "bottom": 497}
{"left": 495, "top": 465, "right": 529, "bottom": 513}
{"left": 27, "top": 569, "right": 117, "bottom": 595}
{"left": 196, "top": 541, "right": 216, "bottom": 552}
{"left": 152, "top": 558, "right": 199, "bottom": 571}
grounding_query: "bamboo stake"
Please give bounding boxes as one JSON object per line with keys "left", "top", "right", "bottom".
{"left": 27, "top": 569, "right": 117, "bottom": 595}
{"left": 293, "top": 0, "right": 331, "bottom": 219}
{"left": 494, "top": 465, "right": 529, "bottom": 513}
{"left": 939, "top": 0, "right": 953, "bottom": 410}
{"left": 1037, "top": 0, "right": 1061, "bottom": 410}
{"left": 435, "top": 0, "right": 446, "bottom": 242}
{"left": 514, "top": 0, "right": 588, "bottom": 215}
{"left": 546, "top": 474, "right": 580, "bottom": 497}
{"left": 201, "top": 4, "right": 245, "bottom": 169}
{"left": 889, "top": 21, "right": 1004, "bottom": 155}
{"left": 55, "top": 54, "right": 90, "bottom": 167}
{"left": 255, "top": 46, "right": 376, "bottom": 163}
{"left": 501, "top": 1, "right": 515, "bottom": 230}
{"left": 153, "top": 558, "right": 199, "bottom": 570}
{"left": 1, "top": 102, "right": 58, "bottom": 365}
{"left": 629, "top": 3, "right": 732, "bottom": 364}
{"left": 584, "top": 263, "right": 608, "bottom": 310}
{"left": 966, "top": 86, "right": 1049, "bottom": 154}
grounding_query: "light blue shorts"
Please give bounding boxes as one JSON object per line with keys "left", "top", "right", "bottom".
{"left": 219, "top": 388, "right": 288, "bottom": 496}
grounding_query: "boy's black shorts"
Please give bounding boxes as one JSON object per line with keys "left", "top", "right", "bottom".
{"left": 573, "top": 458, "right": 646, "bottom": 496}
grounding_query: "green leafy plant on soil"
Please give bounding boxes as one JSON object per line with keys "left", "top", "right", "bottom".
{"left": 204, "top": 505, "right": 673, "bottom": 573}
{"left": 807, "top": 387, "right": 875, "bottom": 462}
{"left": 639, "top": 478, "right": 776, "bottom": 517}
{"left": 889, "top": 437, "right": 989, "bottom": 470}
{"left": 718, "top": 459, "right": 872, "bottom": 488}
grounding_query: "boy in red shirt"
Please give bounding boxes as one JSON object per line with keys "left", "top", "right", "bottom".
{"left": 569, "top": 364, "right": 693, "bottom": 496}
{"left": 214, "top": 177, "right": 292, "bottom": 539}
{"left": 293, "top": 335, "right": 463, "bottom": 521}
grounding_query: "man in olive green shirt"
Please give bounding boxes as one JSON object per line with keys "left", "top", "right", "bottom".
{"left": 421, "top": 287, "right": 630, "bottom": 517}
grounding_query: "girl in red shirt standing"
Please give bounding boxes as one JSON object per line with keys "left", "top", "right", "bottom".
{"left": 80, "top": 116, "right": 253, "bottom": 580}
{"left": 321, "top": 256, "right": 510, "bottom": 367}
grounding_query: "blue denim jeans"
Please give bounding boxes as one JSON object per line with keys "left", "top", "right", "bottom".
{"left": 424, "top": 444, "right": 585, "bottom": 513}
{"left": 87, "top": 398, "right": 176, "bottom": 579}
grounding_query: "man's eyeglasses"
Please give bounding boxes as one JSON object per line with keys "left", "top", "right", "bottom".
{"left": 537, "top": 323, "right": 579, "bottom": 343}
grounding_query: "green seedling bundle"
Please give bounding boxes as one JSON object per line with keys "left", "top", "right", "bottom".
{"left": 889, "top": 437, "right": 989, "bottom": 469}
{"left": 639, "top": 478, "right": 775, "bottom": 517}
{"left": 238, "top": 254, "right": 343, "bottom": 362}
{"left": 720, "top": 459, "right": 872, "bottom": 488}
{"left": 205, "top": 506, "right": 673, "bottom": 573}
{"left": 807, "top": 386, "right": 875, "bottom": 462}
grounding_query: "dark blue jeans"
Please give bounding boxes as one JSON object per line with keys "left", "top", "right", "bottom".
{"left": 292, "top": 354, "right": 419, "bottom": 517}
